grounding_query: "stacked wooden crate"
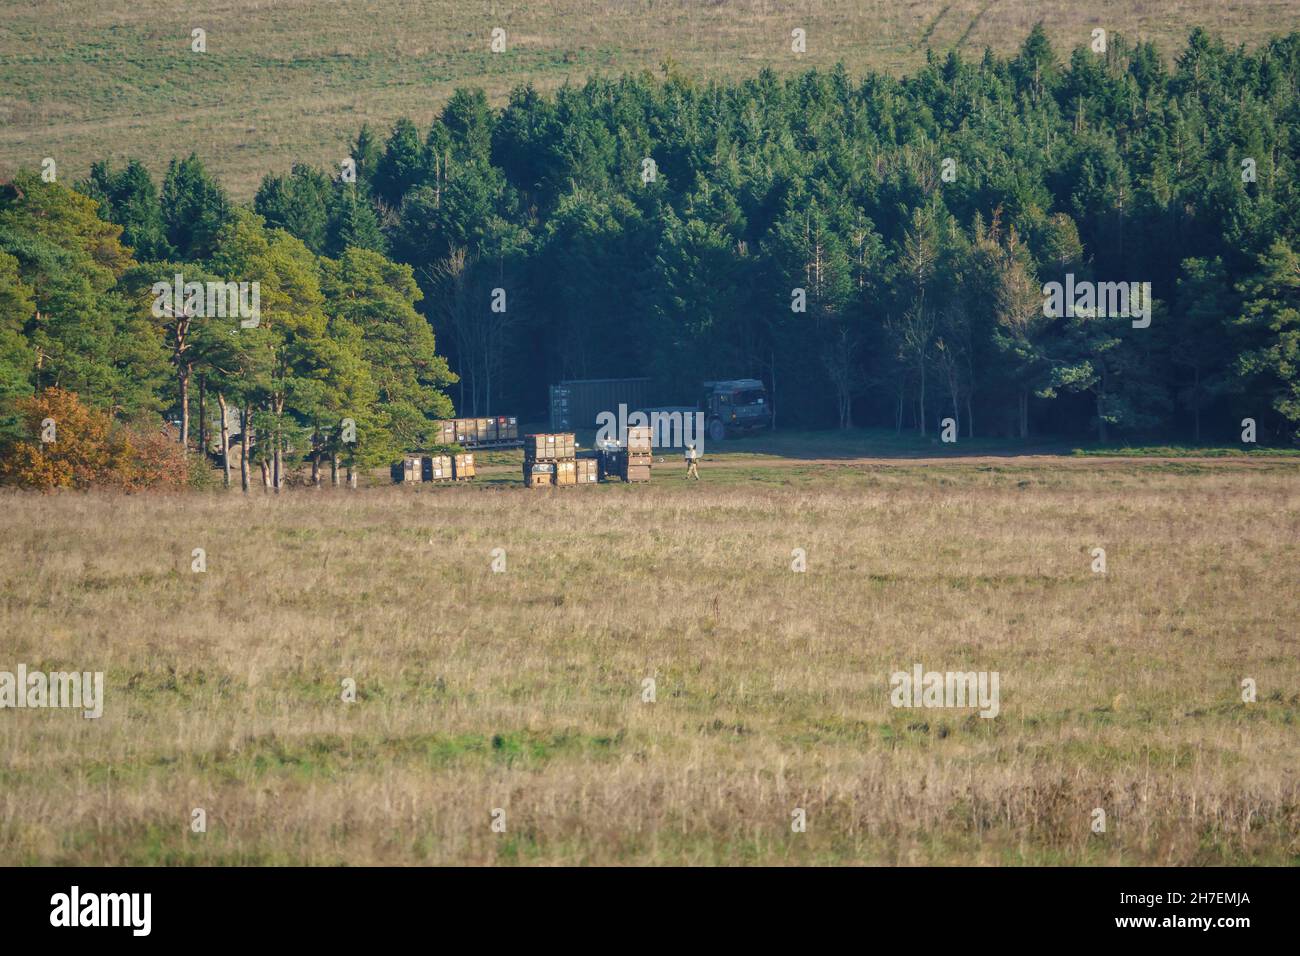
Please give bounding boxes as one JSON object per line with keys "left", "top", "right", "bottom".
{"left": 575, "top": 457, "right": 599, "bottom": 484}
{"left": 525, "top": 461, "right": 555, "bottom": 488}
{"left": 524, "top": 433, "right": 575, "bottom": 460}
{"left": 600, "top": 426, "right": 652, "bottom": 482}
{"left": 452, "top": 452, "right": 475, "bottom": 480}
{"left": 433, "top": 417, "right": 519, "bottom": 447}
{"left": 432, "top": 420, "right": 457, "bottom": 445}
{"left": 625, "top": 426, "right": 652, "bottom": 481}
{"left": 391, "top": 453, "right": 465, "bottom": 484}
{"left": 523, "top": 433, "right": 576, "bottom": 488}
{"left": 391, "top": 455, "right": 424, "bottom": 484}
{"left": 424, "top": 454, "right": 453, "bottom": 481}
{"left": 387, "top": 455, "right": 460, "bottom": 481}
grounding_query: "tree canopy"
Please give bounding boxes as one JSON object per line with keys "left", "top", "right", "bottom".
{"left": 3, "top": 25, "right": 1300, "bottom": 477}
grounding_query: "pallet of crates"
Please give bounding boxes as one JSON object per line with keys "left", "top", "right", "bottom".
{"left": 594, "top": 437, "right": 620, "bottom": 483}
{"left": 423, "top": 454, "right": 453, "bottom": 482}
{"left": 441, "top": 415, "right": 523, "bottom": 449}
{"left": 524, "top": 461, "right": 555, "bottom": 488}
{"left": 555, "top": 460, "right": 577, "bottom": 487}
{"left": 622, "top": 425, "right": 653, "bottom": 482}
{"left": 575, "top": 454, "right": 599, "bottom": 485}
{"left": 524, "top": 432, "right": 575, "bottom": 461}
{"left": 431, "top": 420, "right": 457, "bottom": 446}
{"left": 523, "top": 433, "right": 575, "bottom": 488}
{"left": 452, "top": 451, "right": 476, "bottom": 481}
{"left": 611, "top": 450, "right": 651, "bottom": 482}
{"left": 391, "top": 454, "right": 424, "bottom": 484}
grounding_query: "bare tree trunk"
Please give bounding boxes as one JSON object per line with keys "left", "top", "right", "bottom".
{"left": 178, "top": 364, "right": 191, "bottom": 451}
{"left": 198, "top": 374, "right": 207, "bottom": 457}
{"left": 944, "top": 360, "right": 960, "bottom": 433}
{"left": 311, "top": 443, "right": 321, "bottom": 488}
{"left": 217, "top": 392, "right": 231, "bottom": 488}
{"left": 963, "top": 351, "right": 976, "bottom": 438}
{"left": 240, "top": 405, "right": 252, "bottom": 493}
{"left": 331, "top": 453, "right": 340, "bottom": 487}
{"left": 261, "top": 459, "right": 271, "bottom": 491}
{"left": 347, "top": 460, "right": 357, "bottom": 489}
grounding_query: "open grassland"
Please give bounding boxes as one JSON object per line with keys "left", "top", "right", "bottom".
{"left": 1, "top": 453, "right": 1298, "bottom": 865}
{"left": 1, "top": 0, "right": 1296, "bottom": 198}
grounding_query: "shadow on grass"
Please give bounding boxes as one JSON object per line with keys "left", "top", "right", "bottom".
{"left": 684, "top": 428, "right": 1073, "bottom": 461}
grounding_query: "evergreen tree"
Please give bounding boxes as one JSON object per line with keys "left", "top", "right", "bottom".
{"left": 328, "top": 185, "right": 387, "bottom": 257}
{"left": 160, "top": 154, "right": 231, "bottom": 261}
{"left": 255, "top": 164, "right": 332, "bottom": 254}
{"left": 80, "top": 160, "right": 171, "bottom": 261}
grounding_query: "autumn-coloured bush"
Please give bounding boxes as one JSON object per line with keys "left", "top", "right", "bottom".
{"left": 0, "top": 387, "right": 130, "bottom": 489}
{"left": 119, "top": 421, "right": 192, "bottom": 490}
{"left": 0, "top": 387, "right": 189, "bottom": 490}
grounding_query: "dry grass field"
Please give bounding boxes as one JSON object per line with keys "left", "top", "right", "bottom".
{"left": 1, "top": 0, "right": 1295, "bottom": 198}
{"left": 2, "top": 452, "right": 1297, "bottom": 865}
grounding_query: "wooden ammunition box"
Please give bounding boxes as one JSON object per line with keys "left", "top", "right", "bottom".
{"left": 524, "top": 433, "right": 575, "bottom": 461}
{"left": 392, "top": 456, "right": 423, "bottom": 483}
{"left": 597, "top": 447, "right": 651, "bottom": 481}
{"left": 524, "top": 462, "right": 555, "bottom": 488}
{"left": 555, "top": 460, "right": 577, "bottom": 486}
{"left": 626, "top": 426, "right": 653, "bottom": 454}
{"left": 596, "top": 448, "right": 621, "bottom": 481}
{"left": 452, "top": 452, "right": 475, "bottom": 480}
{"left": 424, "top": 454, "right": 453, "bottom": 481}
{"left": 431, "top": 420, "right": 456, "bottom": 445}
{"left": 499, "top": 416, "right": 519, "bottom": 440}
{"left": 576, "top": 458, "right": 599, "bottom": 483}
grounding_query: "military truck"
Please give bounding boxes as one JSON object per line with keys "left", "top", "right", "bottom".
{"left": 701, "top": 379, "right": 771, "bottom": 442}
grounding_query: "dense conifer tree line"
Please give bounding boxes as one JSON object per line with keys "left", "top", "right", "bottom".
{"left": 3, "top": 25, "right": 1298, "bottom": 486}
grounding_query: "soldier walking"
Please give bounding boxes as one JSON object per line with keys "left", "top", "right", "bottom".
{"left": 684, "top": 442, "right": 700, "bottom": 480}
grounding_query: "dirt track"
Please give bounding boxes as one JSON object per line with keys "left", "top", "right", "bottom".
{"left": 475, "top": 453, "right": 1299, "bottom": 477}
{"left": 698, "top": 453, "right": 1300, "bottom": 469}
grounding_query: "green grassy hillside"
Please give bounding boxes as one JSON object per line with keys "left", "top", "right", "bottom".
{"left": 2, "top": 0, "right": 1293, "bottom": 198}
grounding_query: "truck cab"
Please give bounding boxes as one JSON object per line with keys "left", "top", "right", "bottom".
{"left": 701, "top": 379, "right": 771, "bottom": 442}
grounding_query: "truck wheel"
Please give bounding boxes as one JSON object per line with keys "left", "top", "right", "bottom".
{"left": 708, "top": 418, "right": 727, "bottom": 443}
